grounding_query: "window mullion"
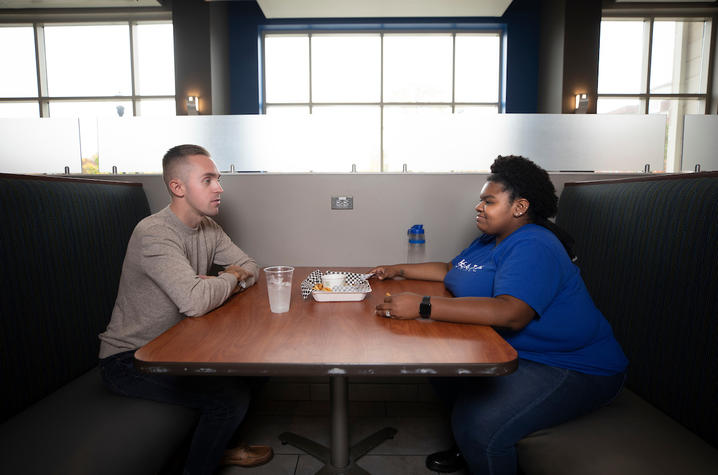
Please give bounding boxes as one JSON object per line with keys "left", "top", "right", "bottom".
{"left": 701, "top": 19, "right": 713, "bottom": 113}
{"left": 261, "top": 32, "right": 267, "bottom": 114}
{"left": 308, "top": 33, "right": 313, "bottom": 114}
{"left": 499, "top": 30, "right": 505, "bottom": 113}
{"left": 380, "top": 32, "right": 384, "bottom": 172}
{"left": 34, "top": 23, "right": 49, "bottom": 117}
{"left": 129, "top": 21, "right": 139, "bottom": 116}
{"left": 644, "top": 18, "right": 653, "bottom": 114}
{"left": 451, "top": 32, "right": 456, "bottom": 113}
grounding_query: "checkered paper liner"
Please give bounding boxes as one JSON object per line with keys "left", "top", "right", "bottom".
{"left": 300, "top": 270, "right": 372, "bottom": 299}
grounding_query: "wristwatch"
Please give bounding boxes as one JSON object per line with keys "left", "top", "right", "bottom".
{"left": 419, "top": 296, "right": 431, "bottom": 319}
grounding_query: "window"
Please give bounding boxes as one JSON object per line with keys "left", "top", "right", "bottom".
{"left": 262, "top": 29, "right": 503, "bottom": 171}
{"left": 0, "top": 20, "right": 175, "bottom": 172}
{"left": 597, "top": 17, "right": 712, "bottom": 171}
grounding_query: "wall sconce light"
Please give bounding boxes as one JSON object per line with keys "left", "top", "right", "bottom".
{"left": 186, "top": 96, "right": 199, "bottom": 115}
{"left": 575, "top": 93, "right": 588, "bottom": 114}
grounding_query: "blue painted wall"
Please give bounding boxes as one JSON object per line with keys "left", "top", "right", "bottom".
{"left": 502, "top": 0, "right": 541, "bottom": 113}
{"left": 228, "top": 0, "right": 541, "bottom": 114}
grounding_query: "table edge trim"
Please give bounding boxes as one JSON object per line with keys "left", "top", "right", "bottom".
{"left": 133, "top": 358, "right": 519, "bottom": 377}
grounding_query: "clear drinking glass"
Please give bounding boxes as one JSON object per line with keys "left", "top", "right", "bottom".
{"left": 264, "top": 266, "right": 294, "bottom": 314}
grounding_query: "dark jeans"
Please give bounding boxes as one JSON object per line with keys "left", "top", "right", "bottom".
{"left": 99, "top": 350, "right": 250, "bottom": 475}
{"left": 433, "top": 358, "right": 625, "bottom": 475}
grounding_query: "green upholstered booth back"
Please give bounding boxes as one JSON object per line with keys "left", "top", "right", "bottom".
{"left": 555, "top": 172, "right": 718, "bottom": 448}
{"left": 0, "top": 174, "right": 150, "bottom": 422}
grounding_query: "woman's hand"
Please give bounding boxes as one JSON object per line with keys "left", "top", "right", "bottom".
{"left": 375, "top": 292, "right": 423, "bottom": 319}
{"left": 368, "top": 265, "right": 403, "bottom": 280}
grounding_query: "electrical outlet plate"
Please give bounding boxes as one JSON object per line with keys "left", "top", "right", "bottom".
{"left": 331, "top": 196, "right": 353, "bottom": 210}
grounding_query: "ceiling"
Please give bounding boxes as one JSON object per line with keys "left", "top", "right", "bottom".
{"left": 254, "top": 0, "right": 515, "bottom": 18}
{"left": 0, "top": 0, "right": 515, "bottom": 17}
{"left": 2, "top": 0, "right": 715, "bottom": 13}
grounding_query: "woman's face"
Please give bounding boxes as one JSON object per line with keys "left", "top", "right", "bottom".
{"left": 475, "top": 181, "right": 527, "bottom": 240}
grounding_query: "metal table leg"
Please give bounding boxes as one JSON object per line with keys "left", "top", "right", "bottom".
{"left": 278, "top": 375, "right": 397, "bottom": 474}
{"left": 331, "top": 374, "right": 350, "bottom": 468}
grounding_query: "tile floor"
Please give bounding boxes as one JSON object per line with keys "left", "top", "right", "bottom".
{"left": 220, "top": 401, "right": 470, "bottom": 475}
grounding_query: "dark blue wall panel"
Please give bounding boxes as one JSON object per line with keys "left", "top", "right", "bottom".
{"left": 502, "top": 0, "right": 541, "bottom": 112}
{"left": 228, "top": 2, "right": 266, "bottom": 114}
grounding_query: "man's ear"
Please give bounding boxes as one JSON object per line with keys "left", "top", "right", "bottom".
{"left": 168, "top": 178, "right": 185, "bottom": 198}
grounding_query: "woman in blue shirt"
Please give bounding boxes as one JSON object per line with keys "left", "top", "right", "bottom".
{"left": 371, "top": 156, "right": 627, "bottom": 475}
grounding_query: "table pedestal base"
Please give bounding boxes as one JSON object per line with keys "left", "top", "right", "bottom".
{"left": 279, "top": 375, "right": 397, "bottom": 475}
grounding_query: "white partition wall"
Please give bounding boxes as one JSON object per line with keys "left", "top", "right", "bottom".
{"left": 1, "top": 114, "right": 668, "bottom": 174}
{"left": 383, "top": 113, "right": 665, "bottom": 172}
{"left": 95, "top": 113, "right": 666, "bottom": 174}
{"left": 682, "top": 115, "right": 718, "bottom": 172}
{"left": 98, "top": 115, "right": 261, "bottom": 173}
{"left": 0, "top": 118, "right": 81, "bottom": 174}
{"left": 97, "top": 114, "right": 381, "bottom": 173}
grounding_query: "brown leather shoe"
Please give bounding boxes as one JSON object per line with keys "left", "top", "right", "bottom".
{"left": 221, "top": 444, "right": 273, "bottom": 467}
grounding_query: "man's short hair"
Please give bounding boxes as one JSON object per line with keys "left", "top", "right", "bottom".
{"left": 162, "top": 144, "right": 210, "bottom": 190}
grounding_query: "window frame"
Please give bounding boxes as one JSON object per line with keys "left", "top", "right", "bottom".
{"left": 260, "top": 24, "right": 506, "bottom": 171}
{"left": 0, "top": 10, "right": 174, "bottom": 118}
{"left": 597, "top": 15, "right": 713, "bottom": 114}
{"left": 597, "top": 13, "right": 715, "bottom": 171}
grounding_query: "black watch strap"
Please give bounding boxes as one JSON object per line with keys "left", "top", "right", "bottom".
{"left": 419, "top": 296, "right": 431, "bottom": 319}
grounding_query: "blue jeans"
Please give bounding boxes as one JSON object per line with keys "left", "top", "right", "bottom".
{"left": 434, "top": 359, "right": 625, "bottom": 475}
{"left": 99, "top": 350, "right": 250, "bottom": 475}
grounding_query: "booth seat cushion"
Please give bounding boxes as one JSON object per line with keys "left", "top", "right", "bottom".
{"left": 0, "top": 367, "right": 197, "bottom": 475}
{"left": 0, "top": 175, "right": 150, "bottom": 422}
{"left": 555, "top": 173, "right": 718, "bottom": 447}
{"left": 517, "top": 389, "right": 718, "bottom": 475}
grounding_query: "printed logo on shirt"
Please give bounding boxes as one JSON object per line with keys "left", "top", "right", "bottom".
{"left": 456, "top": 259, "right": 484, "bottom": 272}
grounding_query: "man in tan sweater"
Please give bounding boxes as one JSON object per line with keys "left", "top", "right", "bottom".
{"left": 99, "top": 144, "right": 272, "bottom": 474}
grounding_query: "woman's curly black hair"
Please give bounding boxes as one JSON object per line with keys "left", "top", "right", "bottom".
{"left": 488, "top": 155, "right": 576, "bottom": 260}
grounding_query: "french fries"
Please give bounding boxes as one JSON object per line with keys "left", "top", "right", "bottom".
{"left": 313, "top": 283, "right": 333, "bottom": 292}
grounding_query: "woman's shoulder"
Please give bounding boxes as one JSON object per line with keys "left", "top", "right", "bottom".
{"left": 461, "top": 233, "right": 495, "bottom": 252}
{"left": 465, "top": 233, "right": 495, "bottom": 246}
{"left": 509, "top": 224, "right": 561, "bottom": 246}
{"left": 501, "top": 225, "right": 568, "bottom": 260}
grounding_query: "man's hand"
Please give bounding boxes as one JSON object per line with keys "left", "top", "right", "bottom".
{"left": 220, "top": 265, "right": 252, "bottom": 293}
{"left": 222, "top": 265, "right": 252, "bottom": 281}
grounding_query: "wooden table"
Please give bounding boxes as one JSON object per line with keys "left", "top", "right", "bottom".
{"left": 136, "top": 267, "right": 517, "bottom": 474}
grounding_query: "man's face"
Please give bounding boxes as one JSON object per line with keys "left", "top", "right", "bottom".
{"left": 179, "top": 154, "right": 223, "bottom": 218}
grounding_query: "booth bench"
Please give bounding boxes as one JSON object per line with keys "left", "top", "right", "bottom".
{"left": 0, "top": 174, "right": 197, "bottom": 475}
{"left": 518, "top": 172, "right": 718, "bottom": 474}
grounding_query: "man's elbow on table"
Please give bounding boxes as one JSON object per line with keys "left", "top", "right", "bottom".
{"left": 179, "top": 275, "right": 235, "bottom": 317}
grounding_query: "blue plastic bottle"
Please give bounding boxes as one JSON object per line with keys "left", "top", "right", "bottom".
{"left": 407, "top": 224, "right": 426, "bottom": 264}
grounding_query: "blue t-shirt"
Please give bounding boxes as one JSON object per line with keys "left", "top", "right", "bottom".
{"left": 444, "top": 224, "right": 628, "bottom": 376}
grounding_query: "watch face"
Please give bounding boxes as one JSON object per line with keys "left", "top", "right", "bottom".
{"left": 420, "top": 296, "right": 431, "bottom": 318}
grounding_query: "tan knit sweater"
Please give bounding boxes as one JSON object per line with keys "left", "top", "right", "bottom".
{"left": 99, "top": 206, "right": 259, "bottom": 358}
